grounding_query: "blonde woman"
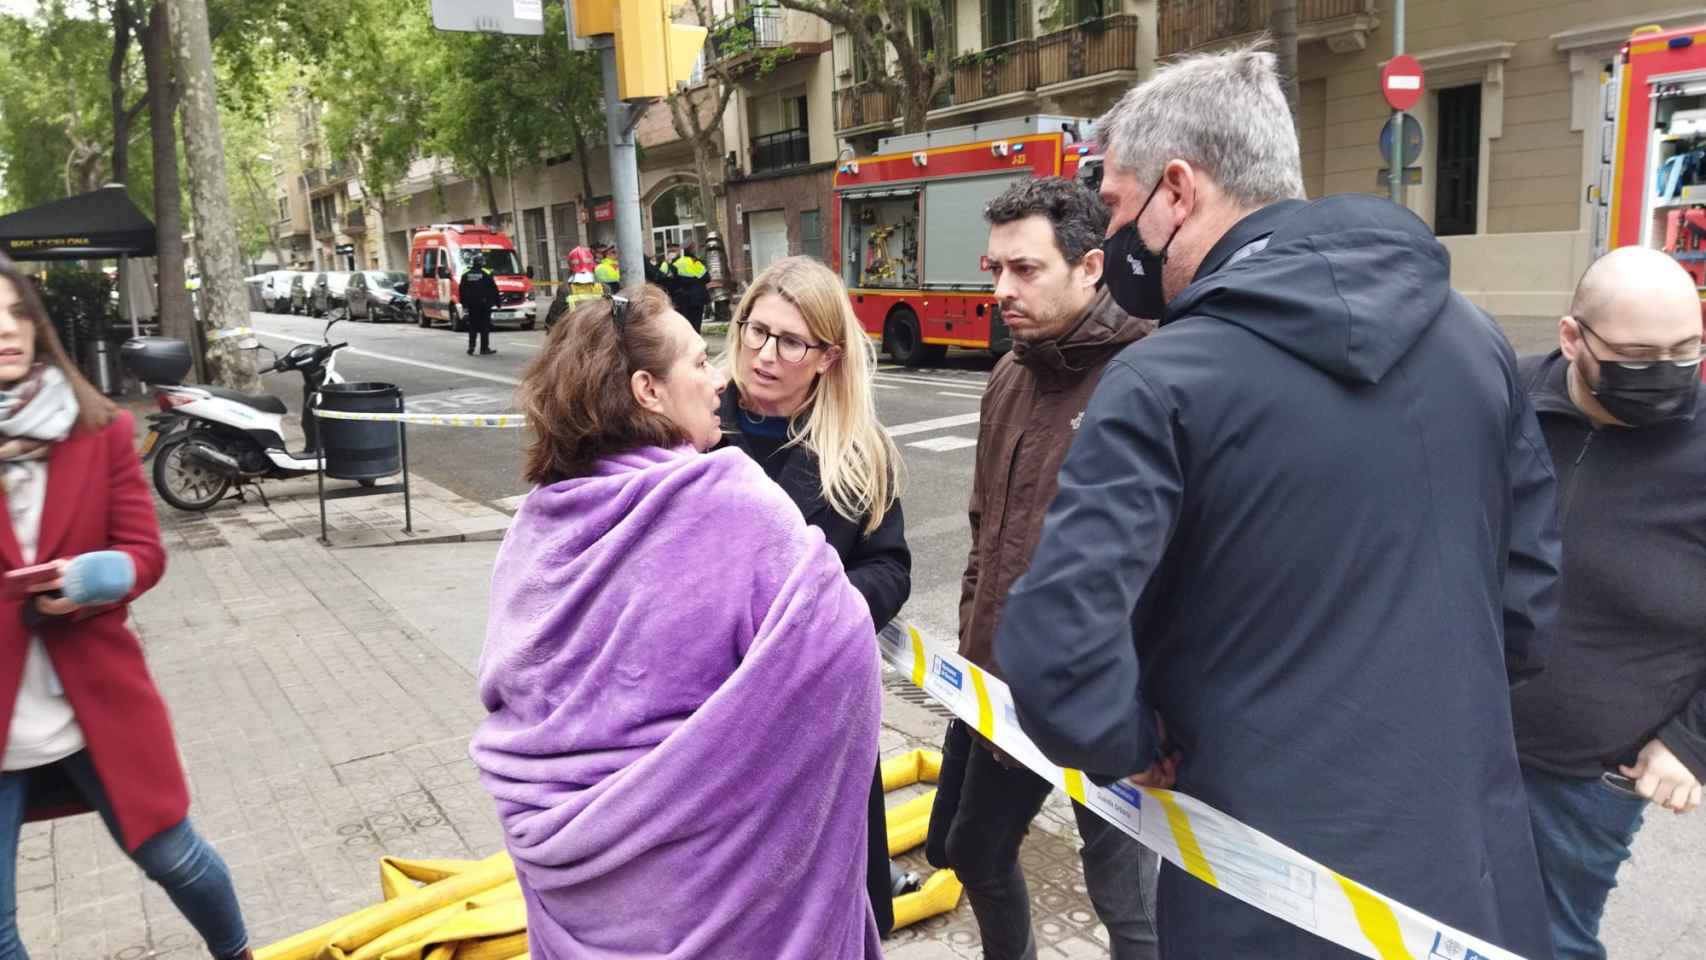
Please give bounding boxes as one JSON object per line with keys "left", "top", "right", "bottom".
{"left": 718, "top": 256, "right": 911, "bottom": 935}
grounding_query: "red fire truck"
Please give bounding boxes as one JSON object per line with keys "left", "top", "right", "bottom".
{"left": 829, "top": 116, "right": 1098, "bottom": 365}
{"left": 1594, "top": 21, "right": 1706, "bottom": 374}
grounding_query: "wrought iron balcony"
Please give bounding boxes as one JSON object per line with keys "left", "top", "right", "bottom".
{"left": 750, "top": 128, "right": 811, "bottom": 174}
{"left": 1038, "top": 14, "right": 1141, "bottom": 89}
{"left": 1158, "top": 0, "right": 1378, "bottom": 58}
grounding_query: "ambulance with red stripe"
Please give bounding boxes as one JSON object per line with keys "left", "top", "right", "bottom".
{"left": 830, "top": 116, "right": 1098, "bottom": 366}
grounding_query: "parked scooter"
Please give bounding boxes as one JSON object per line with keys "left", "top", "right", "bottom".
{"left": 122, "top": 319, "right": 353, "bottom": 512}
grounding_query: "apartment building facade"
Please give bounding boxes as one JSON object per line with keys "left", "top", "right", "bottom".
{"left": 819, "top": 0, "right": 1706, "bottom": 334}
{"left": 264, "top": 1, "right": 1706, "bottom": 323}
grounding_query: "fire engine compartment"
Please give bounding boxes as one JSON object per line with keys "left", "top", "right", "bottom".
{"left": 843, "top": 192, "right": 920, "bottom": 289}
{"left": 1646, "top": 72, "right": 1706, "bottom": 290}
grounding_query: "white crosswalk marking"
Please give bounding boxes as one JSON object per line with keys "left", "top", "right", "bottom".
{"left": 907, "top": 436, "right": 977, "bottom": 452}
{"left": 886, "top": 412, "right": 981, "bottom": 437}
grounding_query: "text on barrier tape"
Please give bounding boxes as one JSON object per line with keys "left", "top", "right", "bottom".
{"left": 878, "top": 622, "right": 1529, "bottom": 960}
{"left": 207, "top": 326, "right": 253, "bottom": 341}
{"left": 308, "top": 408, "right": 530, "bottom": 429}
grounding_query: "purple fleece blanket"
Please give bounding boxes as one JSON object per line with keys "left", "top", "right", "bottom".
{"left": 470, "top": 445, "right": 883, "bottom": 959}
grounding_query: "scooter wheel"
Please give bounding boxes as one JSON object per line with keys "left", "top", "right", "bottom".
{"left": 152, "top": 435, "right": 233, "bottom": 512}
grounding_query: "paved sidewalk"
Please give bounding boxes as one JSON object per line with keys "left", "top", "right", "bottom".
{"left": 21, "top": 477, "right": 1700, "bottom": 959}
{"left": 16, "top": 487, "right": 1104, "bottom": 958}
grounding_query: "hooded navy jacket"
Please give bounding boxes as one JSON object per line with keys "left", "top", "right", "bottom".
{"left": 995, "top": 195, "right": 1560, "bottom": 960}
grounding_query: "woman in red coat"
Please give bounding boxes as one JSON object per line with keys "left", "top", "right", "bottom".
{"left": 0, "top": 257, "right": 251, "bottom": 960}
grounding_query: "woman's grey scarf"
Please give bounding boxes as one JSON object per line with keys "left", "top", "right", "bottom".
{"left": 0, "top": 365, "right": 79, "bottom": 462}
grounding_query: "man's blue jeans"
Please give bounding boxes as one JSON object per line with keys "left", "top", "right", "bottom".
{"left": 0, "top": 751, "right": 248, "bottom": 959}
{"left": 1522, "top": 765, "right": 1648, "bottom": 960}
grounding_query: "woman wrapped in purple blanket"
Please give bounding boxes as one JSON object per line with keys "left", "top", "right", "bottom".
{"left": 470, "top": 285, "right": 884, "bottom": 960}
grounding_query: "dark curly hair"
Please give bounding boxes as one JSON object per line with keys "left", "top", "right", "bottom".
{"left": 983, "top": 176, "right": 1110, "bottom": 265}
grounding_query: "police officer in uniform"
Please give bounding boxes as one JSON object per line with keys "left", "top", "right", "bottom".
{"left": 459, "top": 253, "right": 501, "bottom": 356}
{"left": 671, "top": 243, "right": 710, "bottom": 332}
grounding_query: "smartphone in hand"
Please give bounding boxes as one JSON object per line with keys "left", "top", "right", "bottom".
{"left": 2, "top": 562, "right": 62, "bottom": 602}
{"left": 1601, "top": 771, "right": 1647, "bottom": 800}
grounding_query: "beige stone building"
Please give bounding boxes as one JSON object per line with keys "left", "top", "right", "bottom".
{"left": 262, "top": 2, "right": 1706, "bottom": 334}
{"left": 1270, "top": 0, "right": 1706, "bottom": 346}
{"left": 814, "top": 0, "right": 1706, "bottom": 344}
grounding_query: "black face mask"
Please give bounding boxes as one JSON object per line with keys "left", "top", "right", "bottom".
{"left": 1102, "top": 178, "right": 1181, "bottom": 321}
{"left": 1578, "top": 325, "right": 1702, "bottom": 427}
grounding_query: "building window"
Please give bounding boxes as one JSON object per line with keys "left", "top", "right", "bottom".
{"left": 750, "top": 87, "right": 810, "bottom": 174}
{"left": 1435, "top": 85, "right": 1481, "bottom": 237}
{"left": 525, "top": 207, "right": 548, "bottom": 275}
{"left": 914, "top": 2, "right": 955, "bottom": 53}
{"left": 277, "top": 197, "right": 289, "bottom": 222}
{"left": 312, "top": 196, "right": 336, "bottom": 236}
{"left": 982, "top": 0, "right": 1032, "bottom": 46}
{"left": 550, "top": 202, "right": 579, "bottom": 279}
{"left": 800, "top": 209, "right": 823, "bottom": 262}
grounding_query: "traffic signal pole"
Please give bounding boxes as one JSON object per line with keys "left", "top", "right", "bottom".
{"left": 596, "top": 37, "right": 648, "bottom": 288}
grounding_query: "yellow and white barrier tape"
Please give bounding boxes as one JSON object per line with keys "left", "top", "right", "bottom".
{"left": 207, "top": 325, "right": 254, "bottom": 341}
{"left": 880, "top": 621, "right": 1529, "bottom": 960}
{"left": 309, "top": 408, "right": 530, "bottom": 429}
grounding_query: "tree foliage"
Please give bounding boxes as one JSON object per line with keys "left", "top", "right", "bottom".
{"left": 0, "top": 2, "right": 153, "bottom": 211}
{"left": 776, "top": 0, "right": 951, "bottom": 134}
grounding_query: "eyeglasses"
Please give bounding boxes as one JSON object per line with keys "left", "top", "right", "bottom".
{"left": 1575, "top": 317, "right": 1703, "bottom": 365}
{"left": 737, "top": 320, "right": 830, "bottom": 364}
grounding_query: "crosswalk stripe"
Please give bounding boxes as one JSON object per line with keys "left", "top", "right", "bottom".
{"left": 887, "top": 412, "right": 981, "bottom": 438}
{"left": 907, "top": 436, "right": 977, "bottom": 452}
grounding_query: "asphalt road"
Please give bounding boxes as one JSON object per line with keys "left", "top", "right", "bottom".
{"left": 245, "top": 307, "right": 995, "bottom": 642}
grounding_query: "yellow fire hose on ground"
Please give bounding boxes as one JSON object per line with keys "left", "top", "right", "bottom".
{"left": 256, "top": 751, "right": 961, "bottom": 959}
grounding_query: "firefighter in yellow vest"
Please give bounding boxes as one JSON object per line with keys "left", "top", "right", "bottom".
{"left": 545, "top": 245, "right": 604, "bottom": 331}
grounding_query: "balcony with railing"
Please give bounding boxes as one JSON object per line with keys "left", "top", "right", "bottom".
{"left": 303, "top": 168, "right": 324, "bottom": 190}
{"left": 343, "top": 208, "right": 367, "bottom": 233}
{"left": 750, "top": 128, "right": 811, "bottom": 174}
{"left": 711, "top": 5, "right": 793, "bottom": 74}
{"left": 1038, "top": 14, "right": 1141, "bottom": 91}
{"left": 835, "top": 82, "right": 898, "bottom": 133}
{"left": 952, "top": 38, "right": 1039, "bottom": 106}
{"left": 1158, "top": 0, "right": 1379, "bottom": 58}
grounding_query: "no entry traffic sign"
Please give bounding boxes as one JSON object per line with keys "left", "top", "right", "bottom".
{"left": 1382, "top": 55, "right": 1425, "bottom": 112}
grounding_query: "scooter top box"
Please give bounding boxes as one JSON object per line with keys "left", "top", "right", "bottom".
{"left": 120, "top": 337, "right": 192, "bottom": 383}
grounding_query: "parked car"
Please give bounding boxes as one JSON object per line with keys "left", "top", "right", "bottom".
{"left": 259, "top": 271, "right": 297, "bottom": 313}
{"left": 310, "top": 271, "right": 352, "bottom": 318}
{"left": 288, "top": 272, "right": 311, "bottom": 315}
{"left": 347, "top": 270, "right": 410, "bottom": 323}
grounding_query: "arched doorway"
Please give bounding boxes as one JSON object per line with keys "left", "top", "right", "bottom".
{"left": 649, "top": 183, "right": 705, "bottom": 262}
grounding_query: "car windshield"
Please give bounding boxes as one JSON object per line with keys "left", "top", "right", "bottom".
{"left": 458, "top": 248, "right": 521, "bottom": 275}
{"left": 326, "top": 273, "right": 351, "bottom": 293}
{"left": 365, "top": 271, "right": 406, "bottom": 288}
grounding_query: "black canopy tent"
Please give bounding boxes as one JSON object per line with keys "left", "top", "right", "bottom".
{"left": 0, "top": 186, "right": 156, "bottom": 261}
{"left": 0, "top": 186, "right": 159, "bottom": 347}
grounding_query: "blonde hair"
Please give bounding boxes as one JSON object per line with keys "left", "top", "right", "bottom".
{"left": 726, "top": 257, "right": 902, "bottom": 533}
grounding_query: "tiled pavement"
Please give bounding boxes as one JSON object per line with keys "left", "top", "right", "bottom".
{"left": 16, "top": 485, "right": 1114, "bottom": 958}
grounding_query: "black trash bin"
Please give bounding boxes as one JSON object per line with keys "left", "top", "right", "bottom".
{"left": 316, "top": 382, "right": 403, "bottom": 480}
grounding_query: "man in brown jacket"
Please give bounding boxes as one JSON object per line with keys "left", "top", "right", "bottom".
{"left": 924, "top": 176, "right": 1160, "bottom": 959}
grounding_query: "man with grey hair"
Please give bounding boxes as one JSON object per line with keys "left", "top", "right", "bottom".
{"left": 994, "top": 46, "right": 1561, "bottom": 960}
